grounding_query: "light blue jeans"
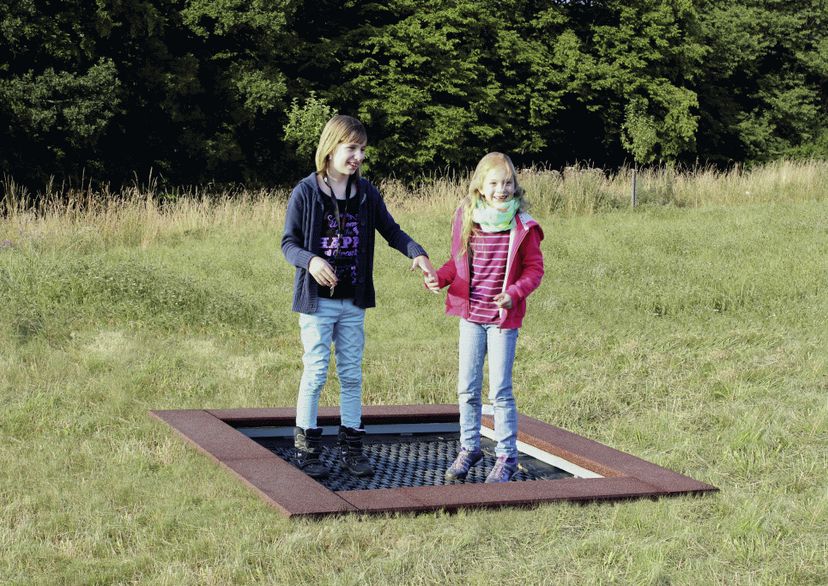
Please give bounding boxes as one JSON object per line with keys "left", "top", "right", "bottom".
{"left": 457, "top": 318, "right": 519, "bottom": 458}
{"left": 296, "top": 298, "right": 365, "bottom": 430}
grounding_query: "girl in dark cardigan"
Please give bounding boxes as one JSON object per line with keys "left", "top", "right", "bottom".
{"left": 281, "top": 115, "right": 436, "bottom": 479}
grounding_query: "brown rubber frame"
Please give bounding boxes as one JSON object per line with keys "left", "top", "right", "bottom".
{"left": 150, "top": 404, "right": 717, "bottom": 517}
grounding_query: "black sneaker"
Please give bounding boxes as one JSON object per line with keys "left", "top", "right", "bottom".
{"left": 338, "top": 426, "right": 374, "bottom": 477}
{"left": 293, "top": 427, "right": 329, "bottom": 479}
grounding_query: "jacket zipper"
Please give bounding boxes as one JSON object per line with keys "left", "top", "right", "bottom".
{"left": 498, "top": 215, "right": 530, "bottom": 328}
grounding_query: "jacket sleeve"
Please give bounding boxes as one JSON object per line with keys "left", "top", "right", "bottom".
{"left": 435, "top": 207, "right": 463, "bottom": 288}
{"left": 436, "top": 257, "right": 456, "bottom": 289}
{"left": 280, "top": 187, "right": 316, "bottom": 270}
{"left": 505, "top": 225, "right": 544, "bottom": 303}
{"left": 373, "top": 187, "right": 428, "bottom": 259}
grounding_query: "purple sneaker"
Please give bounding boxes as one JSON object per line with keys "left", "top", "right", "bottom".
{"left": 485, "top": 455, "right": 518, "bottom": 483}
{"left": 445, "top": 447, "right": 484, "bottom": 481}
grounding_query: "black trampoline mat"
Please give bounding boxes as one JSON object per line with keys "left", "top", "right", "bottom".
{"left": 150, "top": 405, "right": 718, "bottom": 517}
{"left": 254, "top": 431, "right": 573, "bottom": 491}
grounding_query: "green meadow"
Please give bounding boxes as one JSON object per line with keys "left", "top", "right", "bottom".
{"left": 1, "top": 161, "right": 826, "bottom": 584}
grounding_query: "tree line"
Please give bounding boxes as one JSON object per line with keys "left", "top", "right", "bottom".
{"left": 1, "top": 0, "right": 825, "bottom": 190}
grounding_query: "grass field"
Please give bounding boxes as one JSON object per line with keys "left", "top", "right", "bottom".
{"left": 1, "top": 161, "right": 827, "bottom": 584}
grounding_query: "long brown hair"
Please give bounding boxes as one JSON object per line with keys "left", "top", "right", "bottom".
{"left": 314, "top": 115, "right": 368, "bottom": 181}
{"left": 458, "top": 152, "right": 527, "bottom": 256}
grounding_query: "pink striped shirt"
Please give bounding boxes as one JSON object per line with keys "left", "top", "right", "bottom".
{"left": 468, "top": 230, "right": 509, "bottom": 323}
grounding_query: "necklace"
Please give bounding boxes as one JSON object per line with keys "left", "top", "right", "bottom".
{"left": 323, "top": 174, "right": 350, "bottom": 199}
{"left": 322, "top": 173, "right": 355, "bottom": 297}
{"left": 322, "top": 173, "right": 355, "bottom": 231}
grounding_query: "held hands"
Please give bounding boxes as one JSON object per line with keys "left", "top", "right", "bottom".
{"left": 423, "top": 273, "right": 441, "bottom": 293}
{"left": 311, "top": 255, "right": 438, "bottom": 292}
{"left": 493, "top": 292, "right": 513, "bottom": 309}
{"left": 309, "top": 256, "right": 337, "bottom": 288}
{"left": 410, "top": 255, "right": 440, "bottom": 294}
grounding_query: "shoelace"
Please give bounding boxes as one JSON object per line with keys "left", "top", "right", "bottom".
{"left": 452, "top": 450, "right": 479, "bottom": 470}
{"left": 490, "top": 457, "right": 513, "bottom": 480}
{"left": 342, "top": 438, "right": 369, "bottom": 462}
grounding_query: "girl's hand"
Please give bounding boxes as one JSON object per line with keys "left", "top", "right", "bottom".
{"left": 309, "top": 256, "right": 338, "bottom": 287}
{"left": 410, "top": 255, "right": 438, "bottom": 283}
{"left": 493, "top": 292, "right": 513, "bottom": 309}
{"left": 424, "top": 273, "right": 441, "bottom": 293}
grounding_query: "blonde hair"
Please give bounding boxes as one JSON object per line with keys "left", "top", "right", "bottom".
{"left": 459, "top": 152, "right": 527, "bottom": 256}
{"left": 315, "top": 115, "right": 368, "bottom": 181}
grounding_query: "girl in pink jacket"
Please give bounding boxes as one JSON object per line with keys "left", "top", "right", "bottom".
{"left": 426, "top": 152, "right": 544, "bottom": 483}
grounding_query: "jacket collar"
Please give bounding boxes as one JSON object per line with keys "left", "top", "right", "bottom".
{"left": 305, "top": 172, "right": 367, "bottom": 206}
{"left": 514, "top": 211, "right": 538, "bottom": 233}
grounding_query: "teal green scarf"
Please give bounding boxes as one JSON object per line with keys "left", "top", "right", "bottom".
{"left": 473, "top": 198, "right": 519, "bottom": 232}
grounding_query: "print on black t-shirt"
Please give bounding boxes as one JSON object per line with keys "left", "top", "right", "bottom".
{"left": 318, "top": 199, "right": 359, "bottom": 298}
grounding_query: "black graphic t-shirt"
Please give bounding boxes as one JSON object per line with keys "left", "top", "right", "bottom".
{"left": 317, "top": 198, "right": 359, "bottom": 299}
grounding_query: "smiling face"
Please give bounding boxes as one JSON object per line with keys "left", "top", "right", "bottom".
{"left": 328, "top": 141, "right": 366, "bottom": 179}
{"left": 315, "top": 115, "right": 368, "bottom": 181}
{"left": 479, "top": 165, "right": 515, "bottom": 205}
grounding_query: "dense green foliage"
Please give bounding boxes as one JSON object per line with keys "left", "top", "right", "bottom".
{"left": 1, "top": 0, "right": 826, "bottom": 189}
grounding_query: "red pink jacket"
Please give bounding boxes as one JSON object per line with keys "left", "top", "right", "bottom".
{"left": 436, "top": 205, "right": 544, "bottom": 329}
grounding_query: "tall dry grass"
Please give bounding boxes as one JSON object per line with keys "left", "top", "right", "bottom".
{"left": 519, "top": 158, "right": 828, "bottom": 215}
{"left": 2, "top": 159, "right": 826, "bottom": 249}
{"left": 1, "top": 177, "right": 286, "bottom": 250}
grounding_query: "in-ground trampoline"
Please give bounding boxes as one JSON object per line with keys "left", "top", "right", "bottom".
{"left": 151, "top": 404, "right": 717, "bottom": 517}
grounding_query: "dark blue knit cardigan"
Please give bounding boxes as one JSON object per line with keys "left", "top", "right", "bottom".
{"left": 281, "top": 172, "right": 428, "bottom": 313}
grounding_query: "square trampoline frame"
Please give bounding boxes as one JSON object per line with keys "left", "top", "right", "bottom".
{"left": 150, "top": 404, "right": 716, "bottom": 517}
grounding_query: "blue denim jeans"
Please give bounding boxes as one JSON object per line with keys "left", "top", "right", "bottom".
{"left": 457, "top": 319, "right": 519, "bottom": 458}
{"left": 296, "top": 298, "right": 366, "bottom": 430}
